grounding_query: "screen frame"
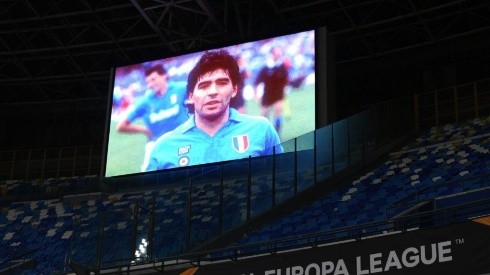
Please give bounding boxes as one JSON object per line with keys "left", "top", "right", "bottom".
{"left": 101, "top": 27, "right": 326, "bottom": 180}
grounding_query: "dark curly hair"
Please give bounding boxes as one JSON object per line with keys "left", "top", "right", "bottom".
{"left": 144, "top": 63, "right": 167, "bottom": 77}
{"left": 186, "top": 49, "right": 240, "bottom": 98}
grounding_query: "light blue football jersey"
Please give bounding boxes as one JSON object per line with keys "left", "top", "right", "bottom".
{"left": 145, "top": 108, "right": 283, "bottom": 170}
{"left": 126, "top": 81, "right": 188, "bottom": 141}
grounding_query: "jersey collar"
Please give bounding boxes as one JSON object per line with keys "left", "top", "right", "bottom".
{"left": 180, "top": 108, "right": 244, "bottom": 134}
{"left": 228, "top": 108, "right": 245, "bottom": 123}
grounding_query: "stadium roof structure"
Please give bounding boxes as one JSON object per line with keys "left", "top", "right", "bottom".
{"left": 0, "top": 0, "right": 489, "bottom": 104}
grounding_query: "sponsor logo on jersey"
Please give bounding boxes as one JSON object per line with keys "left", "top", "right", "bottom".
{"left": 149, "top": 105, "right": 180, "bottom": 123}
{"left": 179, "top": 156, "right": 189, "bottom": 166}
{"left": 232, "top": 135, "right": 249, "bottom": 153}
{"left": 178, "top": 145, "right": 191, "bottom": 156}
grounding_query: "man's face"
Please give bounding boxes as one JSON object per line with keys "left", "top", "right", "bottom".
{"left": 190, "top": 68, "right": 237, "bottom": 122}
{"left": 145, "top": 71, "right": 168, "bottom": 95}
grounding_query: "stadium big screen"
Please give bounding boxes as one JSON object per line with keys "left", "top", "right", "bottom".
{"left": 104, "top": 29, "right": 317, "bottom": 177}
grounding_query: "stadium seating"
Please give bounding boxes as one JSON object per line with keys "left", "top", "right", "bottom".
{"left": 0, "top": 175, "right": 99, "bottom": 203}
{"left": 232, "top": 116, "right": 490, "bottom": 250}
{"left": 1, "top": 116, "right": 490, "bottom": 274}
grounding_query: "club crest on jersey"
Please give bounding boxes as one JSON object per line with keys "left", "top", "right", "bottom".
{"left": 179, "top": 156, "right": 189, "bottom": 166}
{"left": 232, "top": 135, "right": 249, "bottom": 153}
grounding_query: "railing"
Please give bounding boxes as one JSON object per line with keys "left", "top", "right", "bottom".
{"left": 78, "top": 197, "right": 490, "bottom": 274}
{"left": 387, "top": 172, "right": 490, "bottom": 218}
{"left": 0, "top": 175, "right": 100, "bottom": 204}
{"left": 0, "top": 144, "right": 102, "bottom": 181}
{"left": 0, "top": 248, "right": 37, "bottom": 274}
{"left": 103, "top": 96, "right": 413, "bottom": 190}
{"left": 414, "top": 77, "right": 490, "bottom": 130}
{"left": 68, "top": 97, "right": 414, "bottom": 270}
{"left": 1, "top": 77, "right": 489, "bottom": 182}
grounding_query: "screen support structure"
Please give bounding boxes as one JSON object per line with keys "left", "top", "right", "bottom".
{"left": 316, "top": 26, "right": 336, "bottom": 127}
{"left": 100, "top": 67, "right": 115, "bottom": 182}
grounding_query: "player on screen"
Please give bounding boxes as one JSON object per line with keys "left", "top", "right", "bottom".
{"left": 145, "top": 50, "right": 283, "bottom": 171}
{"left": 254, "top": 46, "right": 290, "bottom": 134}
{"left": 116, "top": 64, "right": 188, "bottom": 171}
{"left": 230, "top": 55, "right": 250, "bottom": 114}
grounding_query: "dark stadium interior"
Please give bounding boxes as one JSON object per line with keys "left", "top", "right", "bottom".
{"left": 2, "top": 0, "right": 490, "bottom": 274}
{"left": 2, "top": 0, "right": 490, "bottom": 151}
